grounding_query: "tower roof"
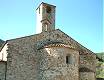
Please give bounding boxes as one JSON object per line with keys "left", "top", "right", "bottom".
{"left": 36, "top": 2, "right": 56, "bottom": 10}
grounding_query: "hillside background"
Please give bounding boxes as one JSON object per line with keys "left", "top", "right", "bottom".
{"left": 96, "top": 52, "right": 104, "bottom": 79}
{"left": 0, "top": 39, "right": 4, "bottom": 48}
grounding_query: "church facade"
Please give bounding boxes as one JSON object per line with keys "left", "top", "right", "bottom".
{"left": 0, "top": 2, "right": 96, "bottom": 80}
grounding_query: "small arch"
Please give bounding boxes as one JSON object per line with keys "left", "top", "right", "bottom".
{"left": 46, "top": 6, "right": 51, "bottom": 13}
{"left": 44, "top": 23, "right": 48, "bottom": 31}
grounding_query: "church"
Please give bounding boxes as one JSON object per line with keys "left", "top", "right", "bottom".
{"left": 0, "top": 2, "right": 96, "bottom": 80}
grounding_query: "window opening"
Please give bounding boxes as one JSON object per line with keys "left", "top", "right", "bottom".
{"left": 66, "top": 55, "right": 71, "bottom": 64}
{"left": 44, "top": 23, "right": 48, "bottom": 31}
{"left": 46, "top": 6, "right": 51, "bottom": 13}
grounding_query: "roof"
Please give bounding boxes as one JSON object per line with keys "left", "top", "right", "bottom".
{"left": 58, "top": 29, "right": 95, "bottom": 55}
{"left": 35, "top": 39, "right": 76, "bottom": 50}
{"left": 0, "top": 41, "right": 8, "bottom": 52}
{"left": 44, "top": 43, "right": 75, "bottom": 49}
{"left": 36, "top": 2, "right": 56, "bottom": 10}
{"left": 0, "top": 29, "right": 95, "bottom": 56}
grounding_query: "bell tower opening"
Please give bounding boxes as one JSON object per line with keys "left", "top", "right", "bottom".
{"left": 36, "top": 2, "right": 56, "bottom": 33}
{"left": 43, "top": 22, "right": 48, "bottom": 31}
{"left": 46, "top": 6, "right": 51, "bottom": 13}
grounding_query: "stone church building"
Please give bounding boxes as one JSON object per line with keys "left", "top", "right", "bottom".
{"left": 0, "top": 2, "right": 96, "bottom": 80}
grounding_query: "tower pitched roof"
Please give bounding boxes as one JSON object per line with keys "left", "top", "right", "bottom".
{"left": 36, "top": 2, "right": 56, "bottom": 10}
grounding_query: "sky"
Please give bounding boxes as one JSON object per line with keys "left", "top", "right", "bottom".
{"left": 0, "top": 0, "right": 103, "bottom": 53}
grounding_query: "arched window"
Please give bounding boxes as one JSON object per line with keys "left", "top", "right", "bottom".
{"left": 44, "top": 23, "right": 48, "bottom": 31}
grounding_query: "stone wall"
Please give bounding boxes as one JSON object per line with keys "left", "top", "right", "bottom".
{"left": 6, "top": 36, "right": 39, "bottom": 80}
{"left": 1, "top": 29, "right": 96, "bottom": 80}
{"left": 5, "top": 30, "right": 79, "bottom": 80}
{"left": 79, "top": 54, "right": 96, "bottom": 72}
{"left": 80, "top": 72, "right": 95, "bottom": 80}
{"left": 0, "top": 61, "right": 6, "bottom": 80}
{"left": 79, "top": 50, "right": 96, "bottom": 80}
{"left": 37, "top": 47, "right": 79, "bottom": 80}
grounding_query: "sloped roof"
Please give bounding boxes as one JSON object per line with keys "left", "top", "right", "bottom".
{"left": 35, "top": 39, "right": 76, "bottom": 50}
{"left": 36, "top": 2, "right": 56, "bottom": 10}
{"left": 0, "top": 39, "right": 4, "bottom": 47}
{"left": 0, "top": 29, "right": 95, "bottom": 55}
{"left": 57, "top": 29, "right": 95, "bottom": 55}
{"left": 0, "top": 39, "right": 5, "bottom": 51}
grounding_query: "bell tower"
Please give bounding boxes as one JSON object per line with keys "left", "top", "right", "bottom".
{"left": 36, "top": 2, "right": 56, "bottom": 33}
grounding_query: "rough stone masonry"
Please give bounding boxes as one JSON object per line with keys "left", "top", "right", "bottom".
{"left": 0, "top": 2, "right": 96, "bottom": 80}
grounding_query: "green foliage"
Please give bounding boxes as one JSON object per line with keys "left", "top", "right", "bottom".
{"left": 96, "top": 52, "right": 104, "bottom": 78}
{"left": 96, "top": 52, "right": 104, "bottom": 62}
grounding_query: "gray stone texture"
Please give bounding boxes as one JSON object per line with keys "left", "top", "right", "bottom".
{"left": 80, "top": 72, "right": 96, "bottom": 80}
{"left": 0, "top": 61, "right": 6, "bottom": 80}
{"left": 0, "top": 29, "right": 96, "bottom": 80}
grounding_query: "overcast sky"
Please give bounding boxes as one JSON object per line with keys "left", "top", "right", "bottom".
{"left": 0, "top": 0, "right": 103, "bottom": 53}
